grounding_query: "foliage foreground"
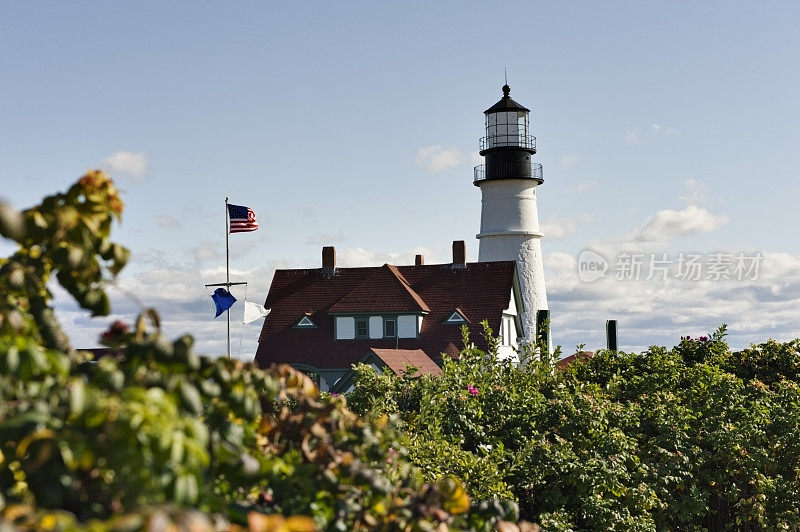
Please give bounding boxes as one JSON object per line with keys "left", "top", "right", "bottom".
{"left": 0, "top": 173, "right": 525, "bottom": 531}
{"left": 3, "top": 172, "right": 800, "bottom": 531}
{"left": 349, "top": 327, "right": 800, "bottom": 531}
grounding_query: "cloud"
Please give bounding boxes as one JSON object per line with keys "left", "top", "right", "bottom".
{"left": 102, "top": 150, "right": 148, "bottom": 179}
{"left": 540, "top": 213, "right": 597, "bottom": 240}
{"left": 635, "top": 205, "right": 728, "bottom": 242}
{"left": 336, "top": 247, "right": 413, "bottom": 267}
{"left": 331, "top": 245, "right": 452, "bottom": 268}
{"left": 189, "top": 241, "right": 223, "bottom": 263}
{"left": 625, "top": 128, "right": 643, "bottom": 145}
{"left": 415, "top": 145, "right": 462, "bottom": 172}
{"left": 52, "top": 243, "right": 457, "bottom": 356}
{"left": 47, "top": 238, "right": 800, "bottom": 362}
{"left": 679, "top": 179, "right": 709, "bottom": 205}
{"left": 306, "top": 232, "right": 347, "bottom": 246}
{"left": 573, "top": 180, "right": 597, "bottom": 193}
{"left": 545, "top": 249, "right": 800, "bottom": 353}
{"left": 560, "top": 154, "right": 580, "bottom": 168}
{"left": 155, "top": 215, "right": 181, "bottom": 229}
{"left": 300, "top": 207, "right": 317, "bottom": 224}
{"left": 625, "top": 124, "right": 679, "bottom": 145}
{"left": 544, "top": 197, "right": 795, "bottom": 353}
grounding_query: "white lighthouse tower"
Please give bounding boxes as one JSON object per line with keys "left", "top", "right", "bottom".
{"left": 475, "top": 84, "right": 547, "bottom": 343}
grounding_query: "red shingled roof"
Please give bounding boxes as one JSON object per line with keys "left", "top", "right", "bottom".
{"left": 557, "top": 351, "right": 594, "bottom": 369}
{"left": 329, "top": 264, "right": 430, "bottom": 313}
{"left": 369, "top": 348, "right": 442, "bottom": 376}
{"left": 254, "top": 261, "right": 518, "bottom": 370}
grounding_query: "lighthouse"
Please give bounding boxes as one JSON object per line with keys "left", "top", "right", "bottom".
{"left": 474, "top": 84, "right": 547, "bottom": 343}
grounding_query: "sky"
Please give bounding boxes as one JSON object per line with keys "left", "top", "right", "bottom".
{"left": 2, "top": 1, "right": 799, "bottom": 358}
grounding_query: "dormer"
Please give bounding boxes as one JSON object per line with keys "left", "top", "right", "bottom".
{"left": 330, "top": 264, "right": 429, "bottom": 340}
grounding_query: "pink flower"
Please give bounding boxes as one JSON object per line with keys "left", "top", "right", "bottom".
{"left": 467, "top": 385, "right": 479, "bottom": 397}
{"left": 387, "top": 447, "right": 398, "bottom": 464}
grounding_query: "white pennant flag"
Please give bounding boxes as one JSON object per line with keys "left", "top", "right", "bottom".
{"left": 243, "top": 301, "right": 270, "bottom": 324}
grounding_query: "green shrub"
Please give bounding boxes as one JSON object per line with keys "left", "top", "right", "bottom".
{"left": 352, "top": 323, "right": 800, "bottom": 530}
{"left": 0, "top": 172, "right": 522, "bottom": 531}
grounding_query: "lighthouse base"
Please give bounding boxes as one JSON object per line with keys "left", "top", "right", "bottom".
{"left": 478, "top": 233, "right": 548, "bottom": 346}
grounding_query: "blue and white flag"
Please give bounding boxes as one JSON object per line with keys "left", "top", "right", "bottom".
{"left": 211, "top": 288, "right": 237, "bottom": 318}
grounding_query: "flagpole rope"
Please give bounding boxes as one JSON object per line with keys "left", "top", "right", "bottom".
{"left": 238, "top": 284, "right": 248, "bottom": 359}
{"left": 205, "top": 287, "right": 222, "bottom": 357}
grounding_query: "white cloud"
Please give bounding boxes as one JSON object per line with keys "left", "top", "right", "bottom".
{"left": 625, "top": 124, "right": 679, "bottom": 145}
{"left": 543, "top": 196, "right": 795, "bottom": 353}
{"left": 540, "top": 213, "right": 597, "bottom": 240}
{"left": 102, "top": 150, "right": 148, "bottom": 180}
{"left": 155, "top": 215, "right": 181, "bottom": 229}
{"left": 189, "top": 242, "right": 223, "bottom": 263}
{"left": 300, "top": 207, "right": 317, "bottom": 224}
{"left": 561, "top": 154, "right": 580, "bottom": 168}
{"left": 625, "top": 128, "right": 643, "bottom": 144}
{"left": 336, "top": 247, "right": 412, "bottom": 267}
{"left": 545, "top": 249, "right": 800, "bottom": 353}
{"left": 306, "top": 232, "right": 347, "bottom": 245}
{"left": 635, "top": 205, "right": 728, "bottom": 242}
{"left": 47, "top": 240, "right": 800, "bottom": 361}
{"left": 333, "top": 245, "right": 452, "bottom": 268}
{"left": 679, "top": 179, "right": 709, "bottom": 205}
{"left": 574, "top": 180, "right": 598, "bottom": 193}
{"left": 415, "top": 145, "right": 462, "bottom": 172}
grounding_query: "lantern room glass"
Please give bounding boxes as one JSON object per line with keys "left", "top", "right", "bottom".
{"left": 485, "top": 110, "right": 529, "bottom": 149}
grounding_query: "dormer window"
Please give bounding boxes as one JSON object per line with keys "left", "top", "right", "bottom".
{"left": 384, "top": 319, "right": 396, "bottom": 338}
{"left": 355, "top": 318, "right": 369, "bottom": 338}
{"left": 293, "top": 315, "right": 317, "bottom": 329}
{"left": 334, "top": 314, "right": 421, "bottom": 340}
{"left": 445, "top": 309, "right": 468, "bottom": 324}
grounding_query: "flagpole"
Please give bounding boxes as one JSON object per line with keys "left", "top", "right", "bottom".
{"left": 225, "top": 197, "right": 231, "bottom": 359}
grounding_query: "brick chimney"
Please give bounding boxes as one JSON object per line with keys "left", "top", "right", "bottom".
{"left": 322, "top": 246, "right": 336, "bottom": 272}
{"left": 452, "top": 240, "right": 466, "bottom": 268}
{"left": 415, "top": 254, "right": 424, "bottom": 266}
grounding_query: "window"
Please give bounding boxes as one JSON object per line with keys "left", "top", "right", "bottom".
{"left": 500, "top": 315, "right": 516, "bottom": 346}
{"left": 294, "top": 315, "right": 316, "bottom": 328}
{"left": 337, "top": 314, "right": 416, "bottom": 340}
{"left": 356, "top": 318, "right": 368, "bottom": 338}
{"left": 445, "top": 309, "right": 467, "bottom": 324}
{"left": 384, "top": 318, "right": 396, "bottom": 338}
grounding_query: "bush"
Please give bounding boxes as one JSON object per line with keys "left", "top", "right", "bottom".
{"left": 351, "top": 324, "right": 800, "bottom": 529}
{"left": 0, "top": 172, "right": 523, "bottom": 531}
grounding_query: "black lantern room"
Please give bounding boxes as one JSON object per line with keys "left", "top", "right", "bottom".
{"left": 474, "top": 85, "right": 543, "bottom": 185}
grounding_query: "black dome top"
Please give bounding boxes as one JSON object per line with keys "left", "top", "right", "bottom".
{"left": 484, "top": 84, "right": 530, "bottom": 114}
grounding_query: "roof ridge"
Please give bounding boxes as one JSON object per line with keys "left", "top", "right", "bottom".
{"left": 383, "top": 264, "right": 430, "bottom": 312}
{"left": 328, "top": 263, "right": 430, "bottom": 313}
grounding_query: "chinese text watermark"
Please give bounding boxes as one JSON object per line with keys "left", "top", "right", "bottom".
{"left": 578, "top": 250, "right": 763, "bottom": 283}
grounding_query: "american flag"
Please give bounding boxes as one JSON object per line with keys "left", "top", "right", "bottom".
{"left": 228, "top": 204, "right": 259, "bottom": 233}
